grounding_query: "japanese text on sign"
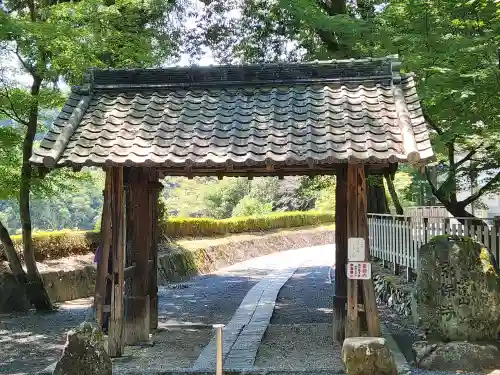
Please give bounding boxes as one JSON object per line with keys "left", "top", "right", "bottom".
{"left": 347, "top": 262, "right": 371, "bottom": 280}
{"left": 347, "top": 237, "right": 365, "bottom": 261}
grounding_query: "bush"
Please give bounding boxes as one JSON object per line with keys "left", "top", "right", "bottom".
{"left": 0, "top": 212, "right": 334, "bottom": 261}
{"left": 0, "top": 230, "right": 99, "bottom": 262}
{"left": 165, "top": 211, "right": 335, "bottom": 238}
{"left": 232, "top": 196, "right": 273, "bottom": 217}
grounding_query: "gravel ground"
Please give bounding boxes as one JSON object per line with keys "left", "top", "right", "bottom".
{"left": 0, "top": 298, "right": 93, "bottom": 375}
{"left": 0, "top": 249, "right": 312, "bottom": 375}
{"left": 270, "top": 264, "right": 333, "bottom": 324}
{"left": 255, "top": 323, "right": 343, "bottom": 371}
{"left": 113, "top": 327, "right": 213, "bottom": 373}
{"left": 256, "top": 247, "right": 341, "bottom": 371}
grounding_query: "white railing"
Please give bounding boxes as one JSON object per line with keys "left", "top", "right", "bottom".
{"left": 368, "top": 214, "right": 500, "bottom": 280}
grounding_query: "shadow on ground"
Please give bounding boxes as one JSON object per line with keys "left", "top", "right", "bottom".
{"left": 0, "top": 270, "right": 271, "bottom": 375}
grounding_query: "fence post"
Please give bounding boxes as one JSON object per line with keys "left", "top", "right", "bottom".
{"left": 382, "top": 216, "right": 388, "bottom": 268}
{"left": 405, "top": 216, "right": 412, "bottom": 282}
{"left": 392, "top": 216, "right": 400, "bottom": 276}
{"left": 423, "top": 217, "right": 429, "bottom": 243}
{"left": 493, "top": 216, "right": 500, "bottom": 269}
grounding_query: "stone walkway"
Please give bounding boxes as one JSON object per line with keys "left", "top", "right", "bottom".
{"left": 192, "top": 259, "right": 309, "bottom": 370}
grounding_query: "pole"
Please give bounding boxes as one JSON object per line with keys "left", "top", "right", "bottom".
{"left": 213, "top": 324, "right": 224, "bottom": 375}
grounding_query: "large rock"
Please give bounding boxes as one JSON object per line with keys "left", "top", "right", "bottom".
{"left": 413, "top": 235, "right": 500, "bottom": 341}
{"left": 413, "top": 340, "right": 500, "bottom": 371}
{"left": 53, "top": 322, "right": 111, "bottom": 375}
{"left": 341, "top": 337, "right": 396, "bottom": 375}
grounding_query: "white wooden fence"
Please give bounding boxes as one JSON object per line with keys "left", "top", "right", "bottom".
{"left": 368, "top": 213, "right": 500, "bottom": 280}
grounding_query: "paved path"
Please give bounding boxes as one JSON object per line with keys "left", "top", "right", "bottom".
{"left": 192, "top": 247, "right": 324, "bottom": 370}
{"left": 0, "top": 246, "right": 333, "bottom": 374}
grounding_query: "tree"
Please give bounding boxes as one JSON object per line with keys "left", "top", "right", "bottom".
{"left": 184, "top": 0, "right": 393, "bottom": 213}
{"left": 1, "top": 0, "right": 184, "bottom": 309}
{"left": 377, "top": 0, "right": 500, "bottom": 220}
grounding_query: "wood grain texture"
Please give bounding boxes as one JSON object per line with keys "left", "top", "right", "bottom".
{"left": 95, "top": 169, "right": 112, "bottom": 330}
{"left": 124, "top": 168, "right": 151, "bottom": 345}
{"left": 108, "top": 167, "right": 125, "bottom": 357}
{"left": 346, "top": 164, "right": 360, "bottom": 337}
{"left": 333, "top": 164, "right": 347, "bottom": 342}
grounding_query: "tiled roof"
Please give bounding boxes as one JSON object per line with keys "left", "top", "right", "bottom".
{"left": 31, "top": 56, "right": 434, "bottom": 173}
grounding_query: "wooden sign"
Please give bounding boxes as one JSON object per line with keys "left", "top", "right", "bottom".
{"left": 348, "top": 237, "right": 365, "bottom": 262}
{"left": 347, "top": 262, "right": 371, "bottom": 280}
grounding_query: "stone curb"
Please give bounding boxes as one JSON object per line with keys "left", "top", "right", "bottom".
{"left": 380, "top": 322, "right": 411, "bottom": 375}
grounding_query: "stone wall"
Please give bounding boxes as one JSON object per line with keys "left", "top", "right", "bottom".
{"left": 1, "top": 227, "right": 335, "bottom": 313}
{"left": 0, "top": 264, "right": 96, "bottom": 313}
{"left": 157, "top": 228, "right": 335, "bottom": 283}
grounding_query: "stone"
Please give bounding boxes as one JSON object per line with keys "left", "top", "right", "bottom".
{"left": 413, "top": 235, "right": 500, "bottom": 341}
{"left": 53, "top": 322, "right": 111, "bottom": 375}
{"left": 413, "top": 340, "right": 500, "bottom": 371}
{"left": 342, "top": 337, "right": 396, "bottom": 375}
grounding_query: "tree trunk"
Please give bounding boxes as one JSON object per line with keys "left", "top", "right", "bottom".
{"left": 0, "top": 219, "right": 27, "bottom": 283}
{"left": 20, "top": 74, "right": 52, "bottom": 311}
{"left": 385, "top": 172, "right": 404, "bottom": 215}
{"left": 367, "top": 175, "right": 390, "bottom": 214}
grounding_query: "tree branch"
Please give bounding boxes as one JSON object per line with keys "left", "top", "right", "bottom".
{"left": 423, "top": 111, "right": 443, "bottom": 135}
{"left": 455, "top": 143, "right": 483, "bottom": 169}
{"left": 0, "top": 85, "right": 29, "bottom": 126}
{"left": 460, "top": 171, "right": 500, "bottom": 208}
{"left": 14, "top": 45, "right": 35, "bottom": 76}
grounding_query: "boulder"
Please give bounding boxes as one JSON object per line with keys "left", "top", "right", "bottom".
{"left": 413, "top": 340, "right": 500, "bottom": 371}
{"left": 53, "top": 322, "right": 111, "bottom": 375}
{"left": 413, "top": 235, "right": 500, "bottom": 341}
{"left": 341, "top": 337, "right": 396, "bottom": 375}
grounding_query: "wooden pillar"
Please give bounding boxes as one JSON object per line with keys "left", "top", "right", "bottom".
{"left": 345, "top": 164, "right": 381, "bottom": 338}
{"left": 124, "top": 168, "right": 151, "bottom": 345}
{"left": 148, "top": 174, "right": 161, "bottom": 330}
{"left": 333, "top": 164, "right": 347, "bottom": 342}
{"left": 108, "top": 167, "right": 126, "bottom": 357}
{"left": 95, "top": 169, "right": 112, "bottom": 330}
{"left": 346, "top": 164, "right": 361, "bottom": 337}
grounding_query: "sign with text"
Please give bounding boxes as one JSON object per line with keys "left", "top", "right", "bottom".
{"left": 347, "top": 262, "right": 371, "bottom": 280}
{"left": 348, "top": 237, "right": 365, "bottom": 262}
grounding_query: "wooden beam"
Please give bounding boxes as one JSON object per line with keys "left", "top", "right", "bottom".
{"left": 346, "top": 164, "right": 360, "bottom": 337}
{"left": 124, "top": 168, "right": 151, "bottom": 345}
{"left": 108, "top": 167, "right": 126, "bottom": 357}
{"left": 148, "top": 175, "right": 161, "bottom": 330}
{"left": 346, "top": 164, "right": 381, "bottom": 338}
{"left": 95, "top": 169, "right": 112, "bottom": 330}
{"left": 333, "top": 164, "right": 347, "bottom": 342}
{"left": 360, "top": 168, "right": 381, "bottom": 336}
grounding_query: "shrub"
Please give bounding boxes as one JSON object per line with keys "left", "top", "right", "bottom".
{"left": 165, "top": 211, "right": 335, "bottom": 238}
{"left": 0, "top": 212, "right": 334, "bottom": 261}
{"left": 0, "top": 230, "right": 99, "bottom": 262}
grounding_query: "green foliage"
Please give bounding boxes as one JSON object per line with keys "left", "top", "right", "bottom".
{"left": 377, "top": 0, "right": 500, "bottom": 207}
{"left": 0, "top": 212, "right": 335, "bottom": 260}
{"left": 315, "top": 183, "right": 336, "bottom": 212}
{"left": 0, "top": 230, "right": 99, "bottom": 262}
{"left": 232, "top": 196, "right": 273, "bottom": 217}
{"left": 0, "top": 169, "right": 103, "bottom": 232}
{"left": 165, "top": 211, "right": 335, "bottom": 238}
{"left": 204, "top": 178, "right": 251, "bottom": 219}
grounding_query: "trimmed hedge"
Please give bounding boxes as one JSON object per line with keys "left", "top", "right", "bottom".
{"left": 0, "top": 211, "right": 334, "bottom": 262}
{"left": 165, "top": 211, "right": 335, "bottom": 238}
{"left": 2, "top": 230, "right": 100, "bottom": 262}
